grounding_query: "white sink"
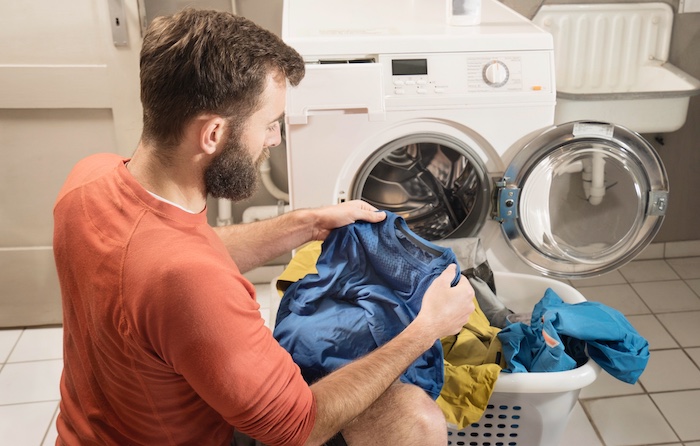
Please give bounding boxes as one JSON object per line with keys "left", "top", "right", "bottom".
{"left": 533, "top": 2, "right": 700, "bottom": 133}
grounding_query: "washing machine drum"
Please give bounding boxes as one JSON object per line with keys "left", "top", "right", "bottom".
{"left": 351, "top": 133, "right": 491, "bottom": 241}
{"left": 351, "top": 122, "right": 669, "bottom": 278}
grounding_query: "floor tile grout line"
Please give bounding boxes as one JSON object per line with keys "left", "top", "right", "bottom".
{"left": 628, "top": 277, "right": 689, "bottom": 284}
{"left": 40, "top": 401, "right": 60, "bottom": 446}
{"left": 577, "top": 397, "right": 608, "bottom": 446}
{"left": 666, "top": 256, "right": 700, "bottom": 281}
{"left": 688, "top": 348, "right": 700, "bottom": 370}
{"left": 652, "top": 311, "right": 696, "bottom": 356}
{"left": 648, "top": 388, "right": 700, "bottom": 397}
{"left": 1, "top": 327, "right": 25, "bottom": 364}
{"left": 649, "top": 308, "right": 700, "bottom": 315}
{"left": 683, "top": 277, "right": 700, "bottom": 299}
{"left": 0, "top": 399, "right": 61, "bottom": 408}
{"left": 647, "top": 389, "right": 684, "bottom": 445}
{"left": 2, "top": 358, "right": 64, "bottom": 365}
{"left": 630, "top": 278, "right": 655, "bottom": 314}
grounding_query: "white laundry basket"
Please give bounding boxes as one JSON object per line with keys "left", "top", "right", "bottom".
{"left": 446, "top": 271, "right": 600, "bottom": 446}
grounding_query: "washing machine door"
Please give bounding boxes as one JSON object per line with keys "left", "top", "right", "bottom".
{"left": 498, "top": 121, "right": 669, "bottom": 279}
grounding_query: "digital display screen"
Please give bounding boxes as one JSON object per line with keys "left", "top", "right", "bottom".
{"left": 392, "top": 59, "right": 428, "bottom": 76}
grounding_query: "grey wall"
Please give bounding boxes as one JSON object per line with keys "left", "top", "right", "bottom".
{"left": 654, "top": 9, "right": 700, "bottom": 242}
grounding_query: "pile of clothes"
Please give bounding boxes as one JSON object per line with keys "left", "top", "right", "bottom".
{"left": 273, "top": 212, "right": 649, "bottom": 429}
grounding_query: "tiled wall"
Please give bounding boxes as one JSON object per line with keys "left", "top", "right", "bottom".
{"left": 639, "top": 240, "right": 700, "bottom": 260}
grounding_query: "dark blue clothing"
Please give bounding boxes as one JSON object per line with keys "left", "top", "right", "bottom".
{"left": 498, "top": 288, "right": 649, "bottom": 384}
{"left": 273, "top": 212, "right": 460, "bottom": 399}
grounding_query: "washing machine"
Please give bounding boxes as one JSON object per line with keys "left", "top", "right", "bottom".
{"left": 282, "top": 0, "right": 669, "bottom": 279}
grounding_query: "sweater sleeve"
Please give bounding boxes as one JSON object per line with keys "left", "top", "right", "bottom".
{"left": 134, "top": 248, "right": 316, "bottom": 446}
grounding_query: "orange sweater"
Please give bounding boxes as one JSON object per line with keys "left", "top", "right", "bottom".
{"left": 53, "top": 154, "right": 315, "bottom": 446}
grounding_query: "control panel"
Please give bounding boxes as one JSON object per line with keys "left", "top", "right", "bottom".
{"left": 286, "top": 50, "right": 556, "bottom": 123}
{"left": 378, "top": 51, "right": 554, "bottom": 104}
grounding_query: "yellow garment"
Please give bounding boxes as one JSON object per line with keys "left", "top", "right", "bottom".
{"left": 276, "top": 241, "right": 323, "bottom": 297}
{"left": 437, "top": 299, "right": 504, "bottom": 429}
{"left": 275, "top": 241, "right": 504, "bottom": 429}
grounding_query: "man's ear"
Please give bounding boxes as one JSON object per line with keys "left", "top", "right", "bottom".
{"left": 200, "top": 116, "right": 227, "bottom": 155}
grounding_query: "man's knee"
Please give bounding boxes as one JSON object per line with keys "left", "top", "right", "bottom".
{"left": 343, "top": 383, "right": 447, "bottom": 445}
{"left": 396, "top": 385, "right": 447, "bottom": 440}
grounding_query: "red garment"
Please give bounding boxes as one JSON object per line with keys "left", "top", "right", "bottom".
{"left": 53, "top": 154, "right": 315, "bottom": 446}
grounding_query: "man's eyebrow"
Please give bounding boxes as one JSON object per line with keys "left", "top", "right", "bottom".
{"left": 273, "top": 112, "right": 285, "bottom": 123}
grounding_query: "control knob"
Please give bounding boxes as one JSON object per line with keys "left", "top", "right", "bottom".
{"left": 482, "top": 60, "right": 509, "bottom": 88}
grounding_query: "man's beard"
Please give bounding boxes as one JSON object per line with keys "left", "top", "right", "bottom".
{"left": 204, "top": 131, "right": 269, "bottom": 201}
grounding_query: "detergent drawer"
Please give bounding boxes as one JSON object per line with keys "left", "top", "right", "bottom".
{"left": 286, "top": 62, "right": 385, "bottom": 124}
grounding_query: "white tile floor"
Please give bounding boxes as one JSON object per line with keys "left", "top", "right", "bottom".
{"left": 2, "top": 257, "right": 700, "bottom": 445}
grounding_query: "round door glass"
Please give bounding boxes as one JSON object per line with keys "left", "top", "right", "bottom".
{"left": 351, "top": 134, "right": 490, "bottom": 241}
{"left": 502, "top": 122, "right": 669, "bottom": 278}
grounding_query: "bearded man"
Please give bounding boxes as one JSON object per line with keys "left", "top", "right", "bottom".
{"left": 52, "top": 9, "right": 474, "bottom": 446}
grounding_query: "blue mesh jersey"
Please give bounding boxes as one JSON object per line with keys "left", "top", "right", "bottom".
{"left": 273, "top": 211, "right": 461, "bottom": 399}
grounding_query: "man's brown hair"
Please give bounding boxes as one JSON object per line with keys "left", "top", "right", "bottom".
{"left": 139, "top": 9, "right": 305, "bottom": 153}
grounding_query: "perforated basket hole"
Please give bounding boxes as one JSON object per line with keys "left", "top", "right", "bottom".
{"left": 447, "top": 403, "right": 523, "bottom": 446}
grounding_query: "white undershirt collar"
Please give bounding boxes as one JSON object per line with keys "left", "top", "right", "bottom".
{"left": 147, "top": 191, "right": 199, "bottom": 214}
{"left": 125, "top": 160, "right": 201, "bottom": 214}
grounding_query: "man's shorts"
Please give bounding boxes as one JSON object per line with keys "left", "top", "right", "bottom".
{"left": 232, "top": 430, "right": 347, "bottom": 446}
